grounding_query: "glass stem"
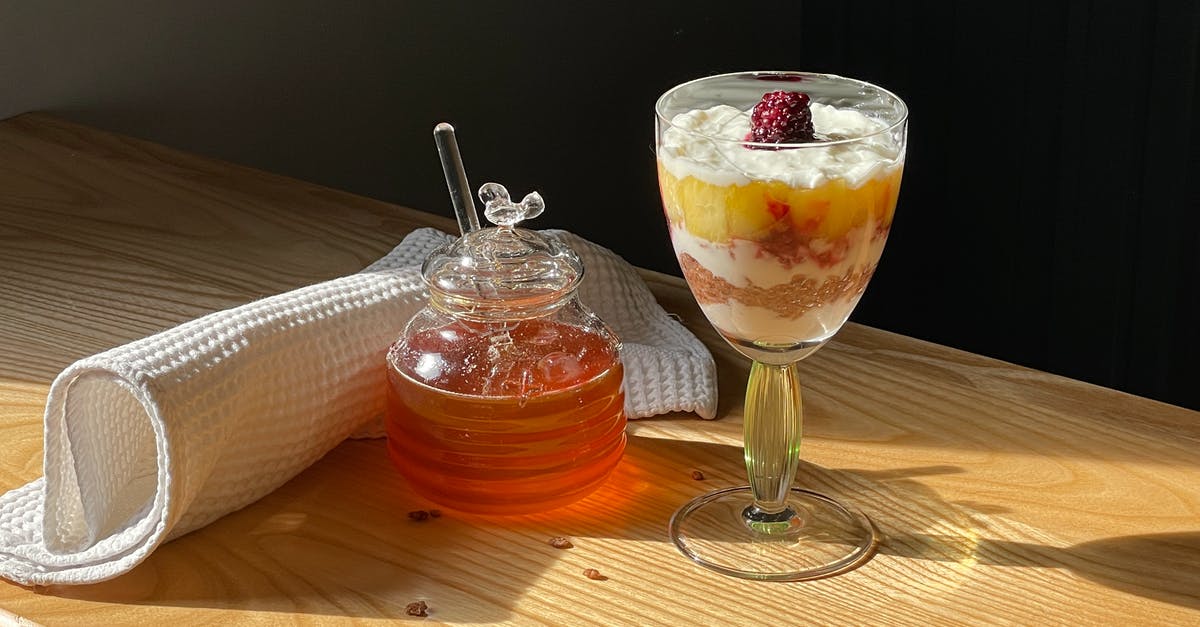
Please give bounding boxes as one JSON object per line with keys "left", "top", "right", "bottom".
{"left": 743, "top": 360, "right": 803, "bottom": 515}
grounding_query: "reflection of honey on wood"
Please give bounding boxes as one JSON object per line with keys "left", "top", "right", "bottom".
{"left": 386, "top": 319, "right": 626, "bottom": 515}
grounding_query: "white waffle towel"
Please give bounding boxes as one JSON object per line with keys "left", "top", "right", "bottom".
{"left": 0, "top": 228, "right": 716, "bottom": 586}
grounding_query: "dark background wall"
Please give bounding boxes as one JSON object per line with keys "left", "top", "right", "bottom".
{"left": 2, "top": 1, "right": 1197, "bottom": 410}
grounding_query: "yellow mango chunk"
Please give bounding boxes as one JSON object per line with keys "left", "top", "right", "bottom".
{"left": 656, "top": 162, "right": 902, "bottom": 243}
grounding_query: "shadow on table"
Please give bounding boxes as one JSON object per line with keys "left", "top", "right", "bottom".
{"left": 856, "top": 462, "right": 1200, "bottom": 611}
{"left": 50, "top": 429, "right": 1187, "bottom": 620}
{"left": 41, "top": 432, "right": 973, "bottom": 622}
{"left": 883, "top": 530, "right": 1200, "bottom": 610}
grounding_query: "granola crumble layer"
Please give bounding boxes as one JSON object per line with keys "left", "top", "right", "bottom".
{"left": 678, "top": 253, "right": 876, "bottom": 319}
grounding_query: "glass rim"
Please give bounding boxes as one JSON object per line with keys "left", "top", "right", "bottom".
{"left": 655, "top": 70, "right": 909, "bottom": 149}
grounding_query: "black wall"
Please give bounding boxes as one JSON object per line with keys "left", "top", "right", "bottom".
{"left": 4, "top": 1, "right": 1197, "bottom": 409}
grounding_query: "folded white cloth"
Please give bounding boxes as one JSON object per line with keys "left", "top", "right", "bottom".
{"left": 0, "top": 227, "right": 717, "bottom": 586}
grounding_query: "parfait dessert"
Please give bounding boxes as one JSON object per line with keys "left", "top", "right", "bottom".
{"left": 655, "top": 72, "right": 907, "bottom": 581}
{"left": 658, "top": 79, "right": 905, "bottom": 360}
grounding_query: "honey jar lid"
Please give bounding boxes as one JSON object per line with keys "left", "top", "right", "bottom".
{"left": 421, "top": 183, "right": 583, "bottom": 318}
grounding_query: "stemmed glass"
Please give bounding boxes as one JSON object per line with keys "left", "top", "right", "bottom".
{"left": 655, "top": 71, "right": 908, "bottom": 580}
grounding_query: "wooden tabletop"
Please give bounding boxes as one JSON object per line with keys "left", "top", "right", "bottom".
{"left": 1, "top": 113, "right": 1198, "bottom": 626}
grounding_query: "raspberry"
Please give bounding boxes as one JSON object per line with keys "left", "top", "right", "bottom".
{"left": 747, "top": 90, "right": 814, "bottom": 147}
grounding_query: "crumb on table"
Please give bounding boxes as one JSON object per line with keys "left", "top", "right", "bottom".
{"left": 583, "top": 568, "right": 608, "bottom": 581}
{"left": 405, "top": 600, "right": 429, "bottom": 617}
{"left": 549, "top": 536, "right": 575, "bottom": 549}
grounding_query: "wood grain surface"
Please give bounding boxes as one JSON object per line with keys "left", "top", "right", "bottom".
{"left": 1, "top": 113, "right": 1198, "bottom": 625}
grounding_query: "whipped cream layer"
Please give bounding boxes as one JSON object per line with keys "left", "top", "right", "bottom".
{"left": 660, "top": 103, "right": 903, "bottom": 188}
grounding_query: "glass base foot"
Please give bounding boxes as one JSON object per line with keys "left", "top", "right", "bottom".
{"left": 669, "top": 486, "right": 878, "bottom": 581}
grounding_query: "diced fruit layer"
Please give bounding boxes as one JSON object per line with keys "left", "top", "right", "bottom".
{"left": 658, "top": 162, "right": 902, "bottom": 243}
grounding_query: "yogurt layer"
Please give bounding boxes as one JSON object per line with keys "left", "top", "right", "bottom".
{"left": 659, "top": 103, "right": 904, "bottom": 189}
{"left": 669, "top": 223, "right": 887, "bottom": 289}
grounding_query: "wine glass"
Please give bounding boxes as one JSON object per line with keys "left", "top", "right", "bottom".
{"left": 655, "top": 71, "right": 907, "bottom": 581}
